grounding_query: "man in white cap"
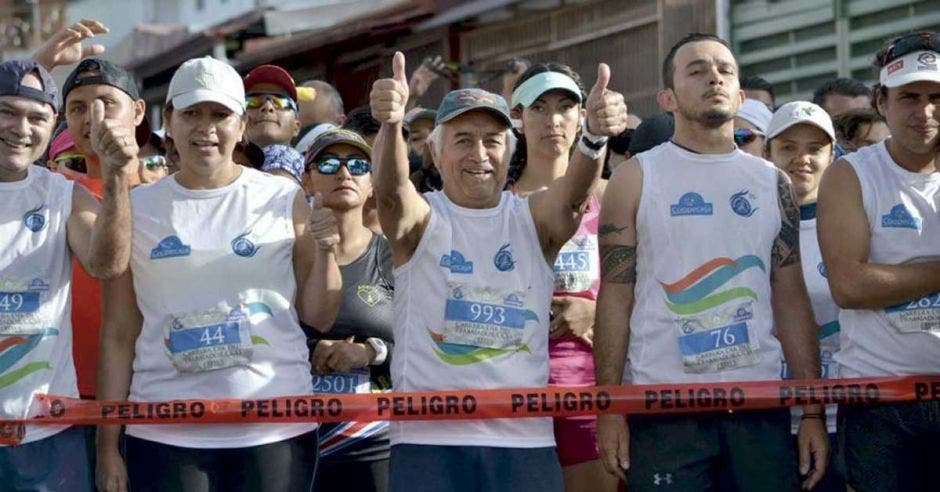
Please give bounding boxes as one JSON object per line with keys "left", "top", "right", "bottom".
{"left": 765, "top": 101, "right": 845, "bottom": 491}
{"left": 734, "top": 98, "right": 773, "bottom": 157}
{"left": 817, "top": 31, "right": 940, "bottom": 491}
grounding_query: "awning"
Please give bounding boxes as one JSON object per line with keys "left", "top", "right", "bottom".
{"left": 415, "top": 0, "right": 521, "bottom": 30}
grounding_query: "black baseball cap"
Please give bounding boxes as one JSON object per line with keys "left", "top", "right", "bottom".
{"left": 62, "top": 58, "right": 140, "bottom": 103}
{"left": 628, "top": 112, "right": 674, "bottom": 155}
{"left": 0, "top": 59, "right": 56, "bottom": 108}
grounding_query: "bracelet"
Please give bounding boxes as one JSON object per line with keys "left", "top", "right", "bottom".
{"left": 577, "top": 135, "right": 607, "bottom": 159}
{"left": 581, "top": 124, "right": 609, "bottom": 146}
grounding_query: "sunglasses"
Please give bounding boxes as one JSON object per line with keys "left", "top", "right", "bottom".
{"left": 312, "top": 157, "right": 371, "bottom": 176}
{"left": 881, "top": 32, "right": 940, "bottom": 66}
{"left": 53, "top": 153, "right": 86, "bottom": 173}
{"left": 734, "top": 127, "right": 764, "bottom": 146}
{"left": 141, "top": 155, "right": 168, "bottom": 169}
{"left": 245, "top": 94, "right": 298, "bottom": 111}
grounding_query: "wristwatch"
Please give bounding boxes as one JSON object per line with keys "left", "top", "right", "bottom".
{"left": 365, "top": 337, "right": 388, "bottom": 365}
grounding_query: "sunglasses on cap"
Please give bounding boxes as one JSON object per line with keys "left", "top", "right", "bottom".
{"left": 245, "top": 94, "right": 298, "bottom": 111}
{"left": 312, "top": 156, "right": 371, "bottom": 176}
{"left": 53, "top": 153, "right": 86, "bottom": 173}
{"left": 734, "top": 127, "right": 764, "bottom": 146}
{"left": 881, "top": 32, "right": 940, "bottom": 66}
{"left": 141, "top": 155, "right": 168, "bottom": 169}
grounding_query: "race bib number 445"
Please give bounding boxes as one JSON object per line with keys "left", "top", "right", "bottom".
{"left": 442, "top": 284, "right": 529, "bottom": 350}
{"left": 885, "top": 293, "right": 940, "bottom": 335}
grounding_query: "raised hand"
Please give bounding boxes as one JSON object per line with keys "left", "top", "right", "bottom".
{"left": 32, "top": 19, "right": 109, "bottom": 70}
{"left": 409, "top": 55, "right": 443, "bottom": 98}
{"left": 90, "top": 100, "right": 138, "bottom": 174}
{"left": 308, "top": 192, "right": 340, "bottom": 252}
{"left": 585, "top": 63, "right": 628, "bottom": 137}
{"left": 371, "top": 52, "right": 410, "bottom": 125}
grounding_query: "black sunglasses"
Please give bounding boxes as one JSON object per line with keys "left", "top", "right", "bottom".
{"left": 882, "top": 32, "right": 940, "bottom": 66}
{"left": 734, "top": 127, "right": 763, "bottom": 146}
{"left": 311, "top": 157, "right": 371, "bottom": 176}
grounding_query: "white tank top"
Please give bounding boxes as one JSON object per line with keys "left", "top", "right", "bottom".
{"left": 834, "top": 141, "right": 940, "bottom": 377}
{"left": 390, "top": 191, "right": 555, "bottom": 448}
{"left": 785, "top": 208, "right": 839, "bottom": 433}
{"left": 630, "top": 142, "right": 783, "bottom": 384}
{"left": 0, "top": 167, "right": 75, "bottom": 445}
{"left": 127, "top": 168, "right": 315, "bottom": 448}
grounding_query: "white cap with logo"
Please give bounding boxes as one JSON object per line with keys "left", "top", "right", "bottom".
{"left": 736, "top": 99, "right": 773, "bottom": 134}
{"left": 166, "top": 56, "right": 246, "bottom": 115}
{"left": 880, "top": 50, "right": 940, "bottom": 88}
{"left": 766, "top": 101, "right": 835, "bottom": 142}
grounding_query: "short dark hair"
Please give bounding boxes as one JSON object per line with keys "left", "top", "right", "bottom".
{"left": 811, "top": 78, "right": 871, "bottom": 107}
{"left": 662, "top": 33, "right": 733, "bottom": 89}
{"left": 870, "top": 31, "right": 937, "bottom": 107}
{"left": 740, "top": 75, "right": 775, "bottom": 102}
{"left": 342, "top": 106, "right": 380, "bottom": 137}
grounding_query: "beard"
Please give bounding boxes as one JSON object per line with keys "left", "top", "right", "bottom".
{"left": 674, "top": 89, "right": 736, "bottom": 128}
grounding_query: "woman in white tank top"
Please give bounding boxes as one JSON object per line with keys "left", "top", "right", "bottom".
{"left": 95, "top": 57, "right": 329, "bottom": 492}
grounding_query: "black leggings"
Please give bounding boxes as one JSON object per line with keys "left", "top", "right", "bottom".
{"left": 125, "top": 429, "right": 319, "bottom": 492}
{"left": 313, "top": 459, "right": 388, "bottom": 492}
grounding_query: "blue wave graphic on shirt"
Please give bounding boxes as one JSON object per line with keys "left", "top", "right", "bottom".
{"left": 663, "top": 255, "right": 766, "bottom": 305}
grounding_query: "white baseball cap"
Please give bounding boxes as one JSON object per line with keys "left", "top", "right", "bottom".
{"left": 766, "top": 101, "right": 835, "bottom": 142}
{"left": 736, "top": 99, "right": 773, "bottom": 134}
{"left": 880, "top": 50, "right": 940, "bottom": 88}
{"left": 166, "top": 57, "right": 245, "bottom": 115}
{"left": 511, "top": 71, "right": 582, "bottom": 108}
{"left": 294, "top": 122, "right": 338, "bottom": 155}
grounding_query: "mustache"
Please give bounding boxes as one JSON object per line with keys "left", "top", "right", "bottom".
{"left": 0, "top": 134, "right": 33, "bottom": 146}
{"left": 703, "top": 88, "right": 730, "bottom": 99}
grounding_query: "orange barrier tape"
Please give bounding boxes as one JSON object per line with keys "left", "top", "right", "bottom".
{"left": 3, "top": 375, "right": 940, "bottom": 446}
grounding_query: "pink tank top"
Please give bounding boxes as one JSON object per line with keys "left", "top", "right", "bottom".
{"left": 551, "top": 194, "right": 601, "bottom": 300}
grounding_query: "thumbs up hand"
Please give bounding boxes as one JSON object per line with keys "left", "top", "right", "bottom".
{"left": 585, "top": 63, "right": 628, "bottom": 137}
{"left": 371, "top": 52, "right": 410, "bottom": 125}
{"left": 308, "top": 192, "right": 340, "bottom": 252}
{"left": 89, "top": 99, "right": 139, "bottom": 174}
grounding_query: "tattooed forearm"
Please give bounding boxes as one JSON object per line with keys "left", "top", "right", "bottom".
{"left": 598, "top": 222, "right": 630, "bottom": 237}
{"left": 600, "top": 244, "right": 637, "bottom": 283}
{"left": 772, "top": 171, "right": 801, "bottom": 269}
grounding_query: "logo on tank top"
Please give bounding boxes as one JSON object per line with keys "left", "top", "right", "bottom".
{"left": 493, "top": 243, "right": 516, "bottom": 272}
{"left": 881, "top": 204, "right": 921, "bottom": 230}
{"left": 669, "top": 192, "right": 713, "bottom": 216}
{"left": 440, "top": 250, "right": 474, "bottom": 274}
{"left": 150, "top": 235, "right": 192, "bottom": 259}
{"left": 357, "top": 284, "right": 390, "bottom": 307}
{"left": 817, "top": 262, "right": 828, "bottom": 278}
{"left": 231, "top": 232, "right": 259, "bottom": 258}
{"left": 22, "top": 205, "right": 46, "bottom": 232}
{"left": 729, "top": 190, "right": 758, "bottom": 217}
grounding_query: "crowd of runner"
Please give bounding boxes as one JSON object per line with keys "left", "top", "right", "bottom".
{"left": 0, "top": 18, "right": 938, "bottom": 492}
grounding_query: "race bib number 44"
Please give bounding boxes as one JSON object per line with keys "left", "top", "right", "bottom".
{"left": 885, "top": 293, "right": 940, "bottom": 335}
{"left": 442, "top": 284, "right": 529, "bottom": 350}
{"left": 164, "top": 307, "right": 253, "bottom": 373}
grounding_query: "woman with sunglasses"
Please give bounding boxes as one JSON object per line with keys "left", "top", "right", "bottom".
{"left": 138, "top": 133, "right": 169, "bottom": 184}
{"left": 506, "top": 63, "right": 619, "bottom": 492}
{"left": 96, "top": 57, "right": 324, "bottom": 492}
{"left": 763, "top": 101, "right": 844, "bottom": 492}
{"left": 733, "top": 98, "right": 772, "bottom": 157}
{"left": 301, "top": 128, "right": 395, "bottom": 492}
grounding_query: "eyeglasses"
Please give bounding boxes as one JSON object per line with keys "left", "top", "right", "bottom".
{"left": 53, "top": 153, "right": 86, "bottom": 172}
{"left": 312, "top": 157, "right": 371, "bottom": 176}
{"left": 141, "top": 155, "right": 167, "bottom": 169}
{"left": 734, "top": 127, "right": 764, "bottom": 146}
{"left": 245, "top": 94, "right": 298, "bottom": 111}
{"left": 881, "top": 32, "right": 940, "bottom": 66}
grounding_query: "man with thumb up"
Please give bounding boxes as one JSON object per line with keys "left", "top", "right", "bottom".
{"left": 370, "top": 51, "right": 627, "bottom": 492}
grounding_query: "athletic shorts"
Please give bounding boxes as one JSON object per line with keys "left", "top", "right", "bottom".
{"left": 627, "top": 409, "right": 800, "bottom": 492}
{"left": 549, "top": 338, "right": 599, "bottom": 467}
{"left": 0, "top": 426, "right": 92, "bottom": 492}
{"left": 389, "top": 444, "right": 563, "bottom": 492}
{"left": 125, "top": 428, "right": 319, "bottom": 492}
{"left": 838, "top": 401, "right": 940, "bottom": 492}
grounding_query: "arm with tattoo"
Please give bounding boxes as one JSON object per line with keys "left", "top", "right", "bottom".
{"left": 771, "top": 170, "right": 801, "bottom": 273}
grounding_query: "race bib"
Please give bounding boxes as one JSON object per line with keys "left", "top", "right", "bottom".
{"left": 553, "top": 235, "right": 599, "bottom": 293}
{"left": 442, "top": 284, "right": 528, "bottom": 349}
{"left": 164, "top": 306, "right": 253, "bottom": 373}
{"left": 0, "top": 277, "right": 51, "bottom": 336}
{"left": 884, "top": 293, "right": 940, "bottom": 335}
{"left": 312, "top": 368, "right": 371, "bottom": 395}
{"left": 674, "top": 301, "right": 761, "bottom": 374}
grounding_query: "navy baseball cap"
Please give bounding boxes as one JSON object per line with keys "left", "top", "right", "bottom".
{"left": 62, "top": 58, "right": 140, "bottom": 102}
{"left": 0, "top": 59, "right": 57, "bottom": 108}
{"left": 436, "top": 88, "right": 511, "bottom": 128}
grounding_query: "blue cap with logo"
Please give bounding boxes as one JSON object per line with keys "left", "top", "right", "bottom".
{"left": 0, "top": 59, "right": 57, "bottom": 108}
{"left": 435, "top": 88, "right": 511, "bottom": 128}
